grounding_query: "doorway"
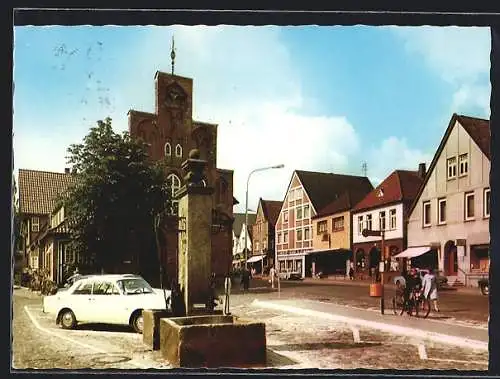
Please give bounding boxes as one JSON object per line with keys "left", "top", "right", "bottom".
{"left": 444, "top": 240, "right": 458, "bottom": 275}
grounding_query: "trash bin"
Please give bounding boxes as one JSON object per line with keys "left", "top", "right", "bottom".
{"left": 369, "top": 283, "right": 382, "bottom": 297}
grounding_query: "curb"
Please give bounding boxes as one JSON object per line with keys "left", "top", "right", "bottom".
{"left": 251, "top": 299, "right": 488, "bottom": 351}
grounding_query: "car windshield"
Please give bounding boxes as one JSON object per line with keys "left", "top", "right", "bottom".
{"left": 117, "top": 278, "right": 154, "bottom": 295}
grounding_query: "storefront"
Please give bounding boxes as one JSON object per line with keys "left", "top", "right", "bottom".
{"left": 277, "top": 251, "right": 306, "bottom": 278}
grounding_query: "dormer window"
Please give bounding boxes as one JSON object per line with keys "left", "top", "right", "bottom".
{"left": 377, "top": 188, "right": 384, "bottom": 198}
{"left": 175, "top": 144, "right": 182, "bottom": 157}
{"left": 164, "top": 142, "right": 172, "bottom": 157}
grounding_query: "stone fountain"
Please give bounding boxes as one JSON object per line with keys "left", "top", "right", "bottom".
{"left": 144, "top": 149, "right": 266, "bottom": 368}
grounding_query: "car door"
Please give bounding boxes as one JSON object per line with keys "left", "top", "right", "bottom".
{"left": 68, "top": 279, "right": 94, "bottom": 322}
{"left": 90, "top": 279, "right": 129, "bottom": 325}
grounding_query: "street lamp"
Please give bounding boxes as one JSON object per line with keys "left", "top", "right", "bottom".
{"left": 245, "top": 164, "right": 285, "bottom": 269}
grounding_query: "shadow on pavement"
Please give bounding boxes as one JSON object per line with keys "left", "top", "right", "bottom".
{"left": 264, "top": 348, "right": 298, "bottom": 368}
{"left": 268, "top": 341, "right": 382, "bottom": 351}
{"left": 74, "top": 323, "right": 136, "bottom": 333}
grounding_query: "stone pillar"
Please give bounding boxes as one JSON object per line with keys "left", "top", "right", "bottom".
{"left": 176, "top": 149, "right": 214, "bottom": 315}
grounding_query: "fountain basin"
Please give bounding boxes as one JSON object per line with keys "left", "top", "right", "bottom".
{"left": 159, "top": 315, "right": 266, "bottom": 367}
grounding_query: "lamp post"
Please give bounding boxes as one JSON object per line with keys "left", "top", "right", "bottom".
{"left": 245, "top": 164, "right": 285, "bottom": 269}
{"left": 362, "top": 228, "right": 386, "bottom": 314}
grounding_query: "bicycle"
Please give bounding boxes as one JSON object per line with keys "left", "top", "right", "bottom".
{"left": 392, "top": 286, "right": 430, "bottom": 318}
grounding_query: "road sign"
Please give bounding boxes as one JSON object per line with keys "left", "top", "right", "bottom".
{"left": 362, "top": 229, "right": 382, "bottom": 237}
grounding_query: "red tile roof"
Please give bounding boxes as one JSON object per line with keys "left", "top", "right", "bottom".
{"left": 352, "top": 170, "right": 424, "bottom": 213}
{"left": 295, "top": 170, "right": 373, "bottom": 213}
{"left": 18, "top": 169, "right": 78, "bottom": 215}
{"left": 313, "top": 188, "right": 372, "bottom": 218}
{"left": 456, "top": 114, "right": 490, "bottom": 159}
{"left": 261, "top": 199, "right": 283, "bottom": 227}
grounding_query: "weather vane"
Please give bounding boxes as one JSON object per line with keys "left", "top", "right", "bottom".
{"left": 171, "top": 35, "right": 176, "bottom": 75}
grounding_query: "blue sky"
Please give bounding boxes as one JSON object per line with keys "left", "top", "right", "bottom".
{"left": 13, "top": 26, "right": 491, "bottom": 213}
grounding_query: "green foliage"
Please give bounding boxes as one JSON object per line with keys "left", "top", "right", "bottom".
{"left": 60, "top": 117, "right": 171, "bottom": 274}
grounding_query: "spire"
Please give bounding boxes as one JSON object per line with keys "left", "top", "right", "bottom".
{"left": 170, "top": 35, "right": 176, "bottom": 75}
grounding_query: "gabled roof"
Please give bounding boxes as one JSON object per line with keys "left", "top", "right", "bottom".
{"left": 260, "top": 199, "right": 283, "bottom": 226}
{"left": 232, "top": 212, "right": 257, "bottom": 237}
{"left": 408, "top": 113, "right": 490, "bottom": 217}
{"left": 313, "top": 188, "right": 372, "bottom": 218}
{"left": 352, "top": 170, "right": 424, "bottom": 213}
{"left": 294, "top": 170, "right": 373, "bottom": 213}
{"left": 19, "top": 169, "right": 78, "bottom": 215}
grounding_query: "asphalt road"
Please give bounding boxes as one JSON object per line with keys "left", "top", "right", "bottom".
{"left": 11, "top": 279, "right": 490, "bottom": 371}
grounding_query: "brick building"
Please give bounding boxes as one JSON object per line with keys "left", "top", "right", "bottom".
{"left": 351, "top": 167, "right": 425, "bottom": 281}
{"left": 250, "top": 198, "right": 283, "bottom": 273}
{"left": 275, "top": 170, "right": 372, "bottom": 278}
{"left": 128, "top": 70, "right": 236, "bottom": 282}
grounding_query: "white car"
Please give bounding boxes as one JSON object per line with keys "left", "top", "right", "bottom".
{"left": 43, "top": 274, "right": 171, "bottom": 333}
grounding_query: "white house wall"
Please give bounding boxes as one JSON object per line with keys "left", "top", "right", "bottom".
{"left": 352, "top": 203, "right": 404, "bottom": 244}
{"left": 407, "top": 120, "right": 490, "bottom": 283}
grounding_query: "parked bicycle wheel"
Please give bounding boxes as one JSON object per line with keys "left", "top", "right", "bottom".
{"left": 392, "top": 296, "right": 405, "bottom": 315}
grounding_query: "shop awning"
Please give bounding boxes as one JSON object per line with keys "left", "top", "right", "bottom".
{"left": 394, "top": 246, "right": 431, "bottom": 259}
{"left": 247, "top": 255, "right": 265, "bottom": 263}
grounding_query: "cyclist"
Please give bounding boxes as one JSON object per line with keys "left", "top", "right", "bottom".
{"left": 403, "top": 268, "right": 422, "bottom": 314}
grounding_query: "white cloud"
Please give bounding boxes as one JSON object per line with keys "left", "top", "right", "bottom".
{"left": 394, "top": 26, "right": 491, "bottom": 117}
{"left": 366, "top": 136, "right": 433, "bottom": 186}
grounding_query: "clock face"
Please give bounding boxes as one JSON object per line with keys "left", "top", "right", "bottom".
{"left": 164, "top": 82, "right": 186, "bottom": 108}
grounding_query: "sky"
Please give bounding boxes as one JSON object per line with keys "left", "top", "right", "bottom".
{"left": 13, "top": 25, "right": 491, "bottom": 213}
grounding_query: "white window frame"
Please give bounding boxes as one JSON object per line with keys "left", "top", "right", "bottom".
{"left": 164, "top": 142, "right": 172, "bottom": 157}
{"left": 366, "top": 214, "right": 372, "bottom": 231}
{"left": 295, "top": 188, "right": 303, "bottom": 200}
{"left": 303, "top": 204, "right": 310, "bottom": 219}
{"left": 296, "top": 229, "right": 303, "bottom": 241}
{"left": 31, "top": 217, "right": 40, "bottom": 232}
{"left": 390, "top": 209, "right": 397, "bottom": 230}
{"left": 358, "top": 216, "right": 364, "bottom": 235}
{"left": 465, "top": 192, "right": 475, "bottom": 221}
{"left": 304, "top": 227, "right": 310, "bottom": 240}
{"left": 283, "top": 231, "right": 288, "bottom": 243}
{"left": 288, "top": 190, "right": 295, "bottom": 202}
{"left": 459, "top": 153, "right": 469, "bottom": 176}
{"left": 175, "top": 144, "right": 182, "bottom": 157}
{"left": 283, "top": 211, "right": 289, "bottom": 223}
{"left": 379, "top": 211, "right": 386, "bottom": 231}
{"left": 438, "top": 198, "right": 447, "bottom": 225}
{"left": 484, "top": 188, "right": 491, "bottom": 218}
{"left": 447, "top": 157, "right": 457, "bottom": 180}
{"left": 296, "top": 206, "right": 303, "bottom": 220}
{"left": 423, "top": 201, "right": 431, "bottom": 227}
{"left": 277, "top": 232, "right": 282, "bottom": 244}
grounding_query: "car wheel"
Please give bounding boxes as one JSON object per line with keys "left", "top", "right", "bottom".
{"left": 131, "top": 311, "right": 144, "bottom": 334}
{"left": 481, "top": 284, "right": 489, "bottom": 296}
{"left": 60, "top": 309, "right": 76, "bottom": 329}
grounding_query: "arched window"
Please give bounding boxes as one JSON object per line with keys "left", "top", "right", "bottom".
{"left": 167, "top": 173, "right": 181, "bottom": 215}
{"left": 164, "top": 142, "right": 172, "bottom": 157}
{"left": 175, "top": 144, "right": 183, "bottom": 157}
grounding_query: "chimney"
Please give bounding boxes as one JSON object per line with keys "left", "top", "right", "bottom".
{"left": 64, "top": 168, "right": 70, "bottom": 174}
{"left": 418, "top": 163, "right": 426, "bottom": 179}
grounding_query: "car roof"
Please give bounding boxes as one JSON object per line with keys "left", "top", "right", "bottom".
{"left": 79, "top": 274, "right": 143, "bottom": 281}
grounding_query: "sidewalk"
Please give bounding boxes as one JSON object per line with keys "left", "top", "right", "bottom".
{"left": 250, "top": 298, "right": 488, "bottom": 351}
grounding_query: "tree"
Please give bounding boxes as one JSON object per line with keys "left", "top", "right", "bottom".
{"left": 60, "top": 117, "right": 171, "bottom": 281}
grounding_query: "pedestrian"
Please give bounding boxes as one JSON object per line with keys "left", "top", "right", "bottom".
{"left": 422, "top": 268, "right": 439, "bottom": 312}
{"left": 349, "top": 261, "right": 354, "bottom": 281}
{"left": 269, "top": 265, "right": 276, "bottom": 288}
{"left": 241, "top": 267, "right": 250, "bottom": 292}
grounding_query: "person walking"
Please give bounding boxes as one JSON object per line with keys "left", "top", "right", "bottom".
{"left": 349, "top": 261, "right": 354, "bottom": 281}
{"left": 422, "top": 268, "right": 440, "bottom": 312}
{"left": 241, "top": 267, "right": 251, "bottom": 292}
{"left": 269, "top": 265, "right": 276, "bottom": 289}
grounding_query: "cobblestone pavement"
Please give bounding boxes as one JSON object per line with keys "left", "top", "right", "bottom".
{"left": 12, "top": 287, "right": 489, "bottom": 371}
